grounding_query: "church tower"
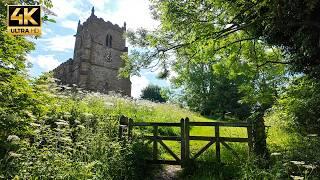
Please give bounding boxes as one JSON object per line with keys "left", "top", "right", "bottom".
{"left": 53, "top": 7, "right": 131, "bottom": 96}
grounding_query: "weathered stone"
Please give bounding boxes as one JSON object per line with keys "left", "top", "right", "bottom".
{"left": 53, "top": 8, "right": 131, "bottom": 96}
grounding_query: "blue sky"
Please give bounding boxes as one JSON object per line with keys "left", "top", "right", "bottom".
{"left": 27, "top": 0, "right": 170, "bottom": 98}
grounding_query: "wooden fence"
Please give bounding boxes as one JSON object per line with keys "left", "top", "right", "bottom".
{"left": 119, "top": 116, "right": 253, "bottom": 166}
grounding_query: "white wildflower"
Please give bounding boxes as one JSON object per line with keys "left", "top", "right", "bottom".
{"left": 271, "top": 152, "right": 282, "bottom": 156}
{"left": 105, "top": 102, "right": 114, "bottom": 107}
{"left": 290, "top": 175, "right": 304, "bottom": 180}
{"left": 7, "top": 135, "right": 20, "bottom": 142}
{"left": 307, "top": 134, "right": 318, "bottom": 137}
{"left": 30, "top": 123, "right": 41, "bottom": 127}
{"left": 290, "top": 161, "right": 305, "bottom": 165}
{"left": 8, "top": 151, "right": 22, "bottom": 158}
{"left": 55, "top": 120, "right": 69, "bottom": 126}
{"left": 77, "top": 125, "right": 85, "bottom": 129}
{"left": 302, "top": 164, "right": 317, "bottom": 170}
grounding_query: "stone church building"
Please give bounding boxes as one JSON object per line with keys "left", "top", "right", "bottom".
{"left": 53, "top": 7, "right": 131, "bottom": 96}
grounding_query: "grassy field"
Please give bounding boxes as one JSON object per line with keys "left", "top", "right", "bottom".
{"left": 103, "top": 94, "right": 320, "bottom": 179}
{"left": 78, "top": 94, "right": 304, "bottom": 179}
{"left": 4, "top": 91, "right": 315, "bottom": 179}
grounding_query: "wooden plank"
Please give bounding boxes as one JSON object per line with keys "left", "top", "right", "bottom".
{"left": 189, "top": 136, "right": 248, "bottom": 142}
{"left": 185, "top": 117, "right": 190, "bottom": 160}
{"left": 146, "top": 160, "right": 180, "bottom": 165}
{"left": 247, "top": 125, "right": 253, "bottom": 154}
{"left": 159, "top": 140, "right": 180, "bottom": 161}
{"left": 220, "top": 137, "right": 249, "bottom": 142}
{"left": 189, "top": 121, "right": 250, "bottom": 127}
{"left": 221, "top": 141, "right": 240, "bottom": 159}
{"left": 215, "top": 126, "right": 221, "bottom": 163}
{"left": 133, "top": 122, "right": 181, "bottom": 127}
{"left": 118, "top": 125, "right": 124, "bottom": 139}
{"left": 128, "top": 118, "right": 133, "bottom": 138}
{"left": 144, "top": 136, "right": 181, "bottom": 141}
{"left": 189, "top": 136, "right": 215, "bottom": 141}
{"left": 180, "top": 118, "right": 185, "bottom": 167}
{"left": 153, "top": 126, "right": 158, "bottom": 160}
{"left": 192, "top": 140, "right": 215, "bottom": 160}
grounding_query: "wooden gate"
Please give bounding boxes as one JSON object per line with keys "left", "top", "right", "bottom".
{"left": 119, "top": 116, "right": 253, "bottom": 166}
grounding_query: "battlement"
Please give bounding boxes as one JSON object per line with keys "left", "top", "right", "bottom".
{"left": 79, "top": 7, "right": 126, "bottom": 33}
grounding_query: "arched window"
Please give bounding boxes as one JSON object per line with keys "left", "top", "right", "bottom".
{"left": 109, "top": 35, "right": 112, "bottom": 48}
{"left": 106, "top": 35, "right": 109, "bottom": 47}
{"left": 106, "top": 34, "right": 113, "bottom": 48}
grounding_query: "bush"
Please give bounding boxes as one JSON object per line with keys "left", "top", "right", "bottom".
{"left": 276, "top": 76, "right": 320, "bottom": 133}
{"left": 141, "top": 84, "right": 167, "bottom": 102}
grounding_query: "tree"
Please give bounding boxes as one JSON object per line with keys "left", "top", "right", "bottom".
{"left": 232, "top": 0, "right": 320, "bottom": 78}
{"left": 120, "top": 0, "right": 291, "bottom": 160}
{"left": 140, "top": 84, "right": 167, "bottom": 102}
{"left": 0, "top": 0, "right": 54, "bottom": 174}
{"left": 277, "top": 77, "right": 320, "bottom": 133}
{"left": 173, "top": 60, "right": 251, "bottom": 120}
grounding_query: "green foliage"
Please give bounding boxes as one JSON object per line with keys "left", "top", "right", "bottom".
{"left": 123, "top": 0, "right": 288, "bottom": 121}
{"left": 174, "top": 60, "right": 251, "bottom": 119}
{"left": 1, "top": 0, "right": 320, "bottom": 179}
{"left": 274, "top": 76, "right": 320, "bottom": 133}
{"left": 0, "top": 84, "right": 153, "bottom": 179}
{"left": 0, "top": 1, "right": 150, "bottom": 178}
{"left": 141, "top": 84, "right": 167, "bottom": 102}
{"left": 235, "top": 0, "right": 320, "bottom": 78}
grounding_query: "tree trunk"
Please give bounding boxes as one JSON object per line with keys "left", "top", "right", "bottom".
{"left": 249, "top": 109, "right": 270, "bottom": 167}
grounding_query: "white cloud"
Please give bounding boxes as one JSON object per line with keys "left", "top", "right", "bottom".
{"left": 51, "top": 0, "right": 82, "bottom": 19}
{"left": 27, "top": 55, "right": 61, "bottom": 72}
{"left": 131, "top": 75, "right": 149, "bottom": 98}
{"left": 89, "top": 0, "right": 110, "bottom": 10}
{"left": 91, "top": 0, "right": 159, "bottom": 31}
{"left": 61, "top": 20, "right": 78, "bottom": 30}
{"left": 41, "top": 35, "right": 75, "bottom": 52}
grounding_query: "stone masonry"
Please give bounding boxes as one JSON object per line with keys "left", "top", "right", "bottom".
{"left": 53, "top": 7, "right": 131, "bottom": 96}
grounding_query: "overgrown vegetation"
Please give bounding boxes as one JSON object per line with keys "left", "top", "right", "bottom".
{"left": 2, "top": 0, "right": 320, "bottom": 179}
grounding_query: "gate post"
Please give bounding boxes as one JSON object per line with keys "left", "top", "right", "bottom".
{"left": 180, "top": 118, "right": 185, "bottom": 167}
{"left": 185, "top": 117, "right": 190, "bottom": 161}
{"left": 215, "top": 125, "right": 221, "bottom": 163}
{"left": 247, "top": 123, "right": 253, "bottom": 154}
{"left": 118, "top": 115, "right": 128, "bottom": 140}
{"left": 153, "top": 125, "right": 158, "bottom": 160}
{"left": 128, "top": 118, "right": 133, "bottom": 139}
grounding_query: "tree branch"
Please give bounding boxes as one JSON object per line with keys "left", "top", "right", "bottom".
{"left": 212, "top": 37, "right": 256, "bottom": 53}
{"left": 257, "top": 60, "right": 291, "bottom": 68}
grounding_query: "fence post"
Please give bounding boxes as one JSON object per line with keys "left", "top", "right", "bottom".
{"left": 180, "top": 118, "right": 185, "bottom": 167}
{"left": 153, "top": 125, "right": 158, "bottom": 160}
{"left": 185, "top": 117, "right": 190, "bottom": 162}
{"left": 215, "top": 125, "right": 221, "bottom": 163}
{"left": 128, "top": 118, "right": 133, "bottom": 139}
{"left": 118, "top": 115, "right": 128, "bottom": 140}
{"left": 247, "top": 124, "right": 253, "bottom": 155}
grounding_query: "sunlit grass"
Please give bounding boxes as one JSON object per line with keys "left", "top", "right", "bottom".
{"left": 72, "top": 93, "right": 308, "bottom": 179}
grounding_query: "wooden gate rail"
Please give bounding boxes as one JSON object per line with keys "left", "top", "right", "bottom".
{"left": 185, "top": 118, "right": 253, "bottom": 163}
{"left": 118, "top": 116, "right": 253, "bottom": 166}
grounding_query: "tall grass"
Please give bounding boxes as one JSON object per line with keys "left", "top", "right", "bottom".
{"left": 2, "top": 89, "right": 319, "bottom": 179}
